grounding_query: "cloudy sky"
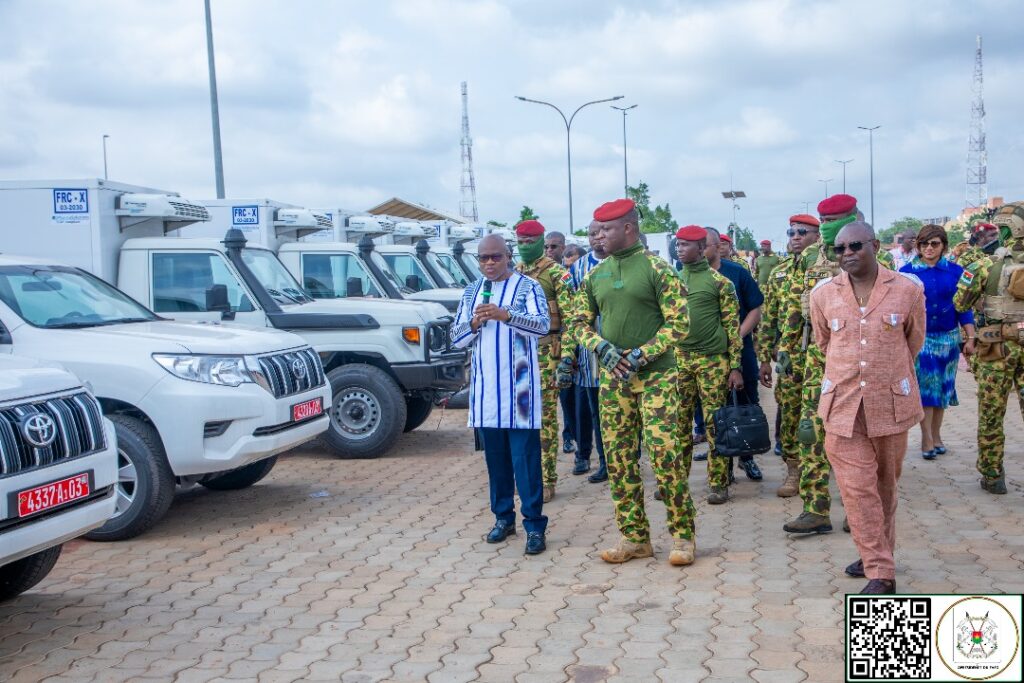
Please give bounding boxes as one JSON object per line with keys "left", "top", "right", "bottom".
{"left": 2, "top": 0, "right": 1021, "bottom": 245}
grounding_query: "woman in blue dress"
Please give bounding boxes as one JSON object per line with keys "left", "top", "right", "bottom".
{"left": 899, "top": 224, "right": 976, "bottom": 459}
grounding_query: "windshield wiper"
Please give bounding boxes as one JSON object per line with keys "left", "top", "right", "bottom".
{"left": 282, "top": 287, "right": 313, "bottom": 303}
{"left": 101, "top": 317, "right": 153, "bottom": 325}
{"left": 46, "top": 321, "right": 103, "bottom": 329}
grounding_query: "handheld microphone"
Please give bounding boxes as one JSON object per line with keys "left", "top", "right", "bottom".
{"left": 480, "top": 280, "right": 492, "bottom": 327}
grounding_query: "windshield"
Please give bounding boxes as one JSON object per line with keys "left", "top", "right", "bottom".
{"left": 240, "top": 248, "right": 313, "bottom": 305}
{"left": 382, "top": 254, "right": 437, "bottom": 292}
{"left": 424, "top": 252, "right": 458, "bottom": 287}
{"left": 0, "top": 265, "right": 158, "bottom": 329}
{"left": 302, "top": 253, "right": 383, "bottom": 299}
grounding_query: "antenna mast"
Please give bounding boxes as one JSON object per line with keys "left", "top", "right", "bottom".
{"left": 459, "top": 82, "right": 479, "bottom": 222}
{"left": 965, "top": 35, "right": 987, "bottom": 209}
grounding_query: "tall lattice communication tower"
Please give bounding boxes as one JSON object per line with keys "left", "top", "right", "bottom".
{"left": 459, "top": 81, "right": 479, "bottom": 222}
{"left": 965, "top": 35, "right": 987, "bottom": 209}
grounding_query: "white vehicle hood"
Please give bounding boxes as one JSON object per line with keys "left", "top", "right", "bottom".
{"left": 284, "top": 298, "right": 450, "bottom": 324}
{"left": 405, "top": 288, "right": 463, "bottom": 303}
{"left": 49, "top": 321, "right": 307, "bottom": 355}
{"left": 0, "top": 356, "right": 83, "bottom": 402}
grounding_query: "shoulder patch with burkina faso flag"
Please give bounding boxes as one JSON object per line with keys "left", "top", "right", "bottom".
{"left": 560, "top": 270, "right": 572, "bottom": 283}
{"left": 959, "top": 269, "right": 976, "bottom": 286}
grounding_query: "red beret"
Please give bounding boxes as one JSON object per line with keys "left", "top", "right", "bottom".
{"left": 593, "top": 198, "right": 636, "bottom": 222}
{"left": 675, "top": 225, "right": 707, "bottom": 241}
{"left": 972, "top": 222, "right": 997, "bottom": 234}
{"left": 759, "top": 239, "right": 771, "bottom": 246}
{"left": 719, "top": 234, "right": 732, "bottom": 244}
{"left": 817, "top": 194, "right": 857, "bottom": 217}
{"left": 789, "top": 214, "right": 820, "bottom": 227}
{"left": 514, "top": 219, "right": 545, "bottom": 237}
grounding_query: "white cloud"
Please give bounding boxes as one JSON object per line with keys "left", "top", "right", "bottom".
{"left": 696, "top": 107, "right": 799, "bottom": 149}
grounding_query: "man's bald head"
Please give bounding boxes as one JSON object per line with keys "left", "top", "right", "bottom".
{"left": 478, "top": 233, "right": 508, "bottom": 252}
{"left": 836, "top": 221, "right": 876, "bottom": 244}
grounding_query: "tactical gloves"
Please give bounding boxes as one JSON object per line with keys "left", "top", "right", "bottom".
{"left": 556, "top": 356, "right": 575, "bottom": 389}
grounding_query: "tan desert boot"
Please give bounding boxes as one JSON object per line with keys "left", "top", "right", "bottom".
{"left": 542, "top": 486, "right": 555, "bottom": 503}
{"left": 776, "top": 460, "right": 799, "bottom": 497}
{"left": 668, "top": 538, "right": 695, "bottom": 566}
{"left": 600, "top": 537, "right": 654, "bottom": 564}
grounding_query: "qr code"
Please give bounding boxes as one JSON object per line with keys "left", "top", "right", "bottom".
{"left": 848, "top": 597, "right": 931, "bottom": 680}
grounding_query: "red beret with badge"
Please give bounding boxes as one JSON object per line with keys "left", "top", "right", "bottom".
{"left": 675, "top": 225, "right": 707, "bottom": 241}
{"left": 789, "top": 214, "right": 820, "bottom": 227}
{"left": 972, "top": 222, "right": 997, "bottom": 234}
{"left": 514, "top": 219, "right": 545, "bottom": 237}
{"left": 593, "top": 198, "right": 636, "bottom": 222}
{"left": 817, "top": 194, "right": 857, "bottom": 217}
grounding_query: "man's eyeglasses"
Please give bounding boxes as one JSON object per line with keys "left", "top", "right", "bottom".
{"left": 787, "top": 227, "right": 818, "bottom": 237}
{"left": 478, "top": 253, "right": 506, "bottom": 263}
{"left": 919, "top": 239, "right": 944, "bottom": 250}
{"left": 832, "top": 241, "right": 866, "bottom": 255}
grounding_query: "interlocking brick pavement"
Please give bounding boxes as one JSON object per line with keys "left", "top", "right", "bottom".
{"left": 2, "top": 373, "right": 1022, "bottom": 682}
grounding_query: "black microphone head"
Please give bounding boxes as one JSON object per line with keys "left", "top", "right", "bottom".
{"left": 482, "top": 280, "right": 493, "bottom": 294}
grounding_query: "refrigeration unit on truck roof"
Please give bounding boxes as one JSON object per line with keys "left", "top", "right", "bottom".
{"left": 182, "top": 199, "right": 333, "bottom": 250}
{"left": 0, "top": 179, "right": 210, "bottom": 284}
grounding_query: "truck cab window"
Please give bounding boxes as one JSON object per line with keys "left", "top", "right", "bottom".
{"left": 152, "top": 252, "right": 255, "bottom": 313}
{"left": 301, "top": 254, "right": 382, "bottom": 299}
{"left": 383, "top": 255, "right": 436, "bottom": 292}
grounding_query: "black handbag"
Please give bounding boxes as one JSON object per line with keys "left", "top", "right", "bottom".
{"left": 711, "top": 390, "right": 772, "bottom": 458}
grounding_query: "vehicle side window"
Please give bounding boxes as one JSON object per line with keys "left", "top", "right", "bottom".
{"left": 302, "top": 254, "right": 382, "bottom": 299}
{"left": 437, "top": 254, "right": 469, "bottom": 286}
{"left": 384, "top": 255, "right": 433, "bottom": 292}
{"left": 151, "top": 252, "right": 255, "bottom": 313}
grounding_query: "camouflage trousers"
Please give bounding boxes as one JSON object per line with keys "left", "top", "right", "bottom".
{"left": 600, "top": 365, "right": 696, "bottom": 542}
{"left": 676, "top": 351, "right": 729, "bottom": 488}
{"left": 775, "top": 349, "right": 807, "bottom": 468}
{"left": 974, "top": 341, "right": 1024, "bottom": 479}
{"left": 798, "top": 344, "right": 831, "bottom": 516}
{"left": 539, "top": 342, "right": 561, "bottom": 487}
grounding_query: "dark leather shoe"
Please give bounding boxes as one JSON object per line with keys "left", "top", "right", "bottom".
{"left": 486, "top": 521, "right": 516, "bottom": 543}
{"left": 774, "top": 442, "right": 783, "bottom": 456}
{"left": 783, "top": 511, "right": 832, "bottom": 534}
{"left": 692, "top": 431, "right": 707, "bottom": 445}
{"left": 588, "top": 465, "right": 608, "bottom": 483}
{"left": 845, "top": 559, "right": 865, "bottom": 578}
{"left": 572, "top": 458, "right": 591, "bottom": 475}
{"left": 693, "top": 451, "right": 708, "bottom": 462}
{"left": 563, "top": 439, "right": 576, "bottom": 454}
{"left": 860, "top": 579, "right": 895, "bottom": 594}
{"left": 524, "top": 532, "right": 546, "bottom": 555}
{"left": 740, "top": 458, "right": 763, "bottom": 481}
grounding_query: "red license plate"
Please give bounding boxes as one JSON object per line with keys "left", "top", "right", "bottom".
{"left": 18, "top": 472, "right": 91, "bottom": 518}
{"left": 292, "top": 397, "right": 323, "bottom": 422}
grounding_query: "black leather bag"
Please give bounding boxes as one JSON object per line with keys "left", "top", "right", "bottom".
{"left": 712, "top": 390, "right": 772, "bottom": 458}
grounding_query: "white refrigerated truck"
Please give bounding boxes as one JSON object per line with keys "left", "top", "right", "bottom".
{"left": 0, "top": 180, "right": 332, "bottom": 540}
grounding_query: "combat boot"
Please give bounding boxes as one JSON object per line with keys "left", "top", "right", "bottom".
{"left": 783, "top": 511, "right": 832, "bottom": 534}
{"left": 776, "top": 461, "right": 799, "bottom": 498}
{"left": 668, "top": 538, "right": 696, "bottom": 566}
{"left": 543, "top": 485, "right": 555, "bottom": 503}
{"left": 981, "top": 476, "right": 1007, "bottom": 494}
{"left": 707, "top": 486, "right": 729, "bottom": 505}
{"left": 600, "top": 537, "right": 654, "bottom": 564}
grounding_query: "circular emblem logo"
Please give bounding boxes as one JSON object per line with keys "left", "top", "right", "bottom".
{"left": 291, "top": 358, "right": 307, "bottom": 379}
{"left": 20, "top": 414, "right": 57, "bottom": 448}
{"left": 935, "top": 595, "right": 1021, "bottom": 680}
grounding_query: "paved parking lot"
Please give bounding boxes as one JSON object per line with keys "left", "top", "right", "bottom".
{"left": 2, "top": 373, "right": 1023, "bottom": 683}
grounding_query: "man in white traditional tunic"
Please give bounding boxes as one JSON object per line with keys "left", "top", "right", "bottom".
{"left": 451, "top": 234, "right": 551, "bottom": 555}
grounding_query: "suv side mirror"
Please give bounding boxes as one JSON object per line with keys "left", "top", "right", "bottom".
{"left": 205, "top": 284, "right": 234, "bottom": 320}
{"left": 346, "top": 277, "right": 364, "bottom": 297}
{"left": 0, "top": 320, "right": 11, "bottom": 345}
{"left": 405, "top": 275, "right": 422, "bottom": 292}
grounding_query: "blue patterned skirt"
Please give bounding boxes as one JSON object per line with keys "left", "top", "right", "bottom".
{"left": 915, "top": 329, "right": 961, "bottom": 409}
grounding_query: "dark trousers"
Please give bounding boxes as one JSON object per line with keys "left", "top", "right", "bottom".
{"left": 481, "top": 428, "right": 548, "bottom": 534}
{"left": 559, "top": 387, "right": 576, "bottom": 442}
{"left": 575, "top": 384, "right": 606, "bottom": 465}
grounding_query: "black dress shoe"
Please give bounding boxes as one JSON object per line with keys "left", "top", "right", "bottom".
{"left": 486, "top": 521, "right": 516, "bottom": 543}
{"left": 563, "top": 438, "right": 576, "bottom": 454}
{"left": 572, "top": 458, "right": 591, "bottom": 475}
{"left": 693, "top": 451, "right": 708, "bottom": 462}
{"left": 845, "top": 559, "right": 865, "bottom": 578}
{"left": 740, "top": 458, "right": 763, "bottom": 481}
{"left": 524, "top": 532, "right": 546, "bottom": 555}
{"left": 774, "top": 442, "right": 783, "bottom": 456}
{"left": 860, "top": 579, "right": 895, "bottom": 594}
{"left": 588, "top": 465, "right": 608, "bottom": 483}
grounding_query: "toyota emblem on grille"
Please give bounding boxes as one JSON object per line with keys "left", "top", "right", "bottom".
{"left": 291, "top": 358, "right": 307, "bottom": 379}
{"left": 20, "top": 414, "right": 57, "bottom": 448}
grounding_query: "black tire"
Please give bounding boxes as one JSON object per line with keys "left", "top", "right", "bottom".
{"left": 85, "top": 415, "right": 175, "bottom": 542}
{"left": 200, "top": 456, "right": 277, "bottom": 491}
{"left": 444, "top": 388, "right": 469, "bottom": 410}
{"left": 403, "top": 396, "right": 434, "bottom": 433}
{"left": 322, "top": 364, "right": 405, "bottom": 459}
{"left": 0, "top": 546, "right": 62, "bottom": 601}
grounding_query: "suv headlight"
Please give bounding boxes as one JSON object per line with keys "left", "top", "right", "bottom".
{"left": 153, "top": 354, "right": 254, "bottom": 387}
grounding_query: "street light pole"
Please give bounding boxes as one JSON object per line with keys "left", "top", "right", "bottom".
{"left": 834, "top": 158, "right": 853, "bottom": 193}
{"left": 802, "top": 202, "right": 811, "bottom": 214}
{"left": 818, "top": 178, "right": 833, "bottom": 199}
{"left": 204, "top": 0, "right": 225, "bottom": 198}
{"left": 858, "top": 125, "right": 880, "bottom": 226}
{"left": 102, "top": 134, "right": 110, "bottom": 180}
{"left": 611, "top": 104, "right": 637, "bottom": 196}
{"left": 515, "top": 94, "right": 624, "bottom": 231}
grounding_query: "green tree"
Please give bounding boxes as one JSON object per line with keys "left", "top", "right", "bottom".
{"left": 518, "top": 206, "right": 538, "bottom": 222}
{"left": 731, "top": 224, "right": 757, "bottom": 252}
{"left": 880, "top": 216, "right": 923, "bottom": 245}
{"left": 486, "top": 220, "right": 507, "bottom": 228}
{"left": 626, "top": 181, "right": 678, "bottom": 234}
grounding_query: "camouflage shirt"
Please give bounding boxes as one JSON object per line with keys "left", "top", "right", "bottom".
{"left": 516, "top": 255, "right": 575, "bottom": 339}
{"left": 954, "top": 236, "right": 1024, "bottom": 325}
{"left": 755, "top": 254, "right": 806, "bottom": 362}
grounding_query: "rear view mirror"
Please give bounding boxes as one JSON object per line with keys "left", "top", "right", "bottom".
{"left": 346, "top": 277, "right": 364, "bottom": 297}
{"left": 405, "top": 275, "right": 422, "bottom": 291}
{"left": 205, "top": 284, "right": 231, "bottom": 313}
{"left": 22, "top": 280, "right": 62, "bottom": 292}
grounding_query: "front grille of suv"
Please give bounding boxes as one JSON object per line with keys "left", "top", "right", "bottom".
{"left": 256, "top": 348, "right": 326, "bottom": 399}
{"left": 0, "top": 392, "right": 107, "bottom": 477}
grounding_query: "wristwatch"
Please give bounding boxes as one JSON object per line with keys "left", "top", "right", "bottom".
{"left": 628, "top": 349, "right": 647, "bottom": 367}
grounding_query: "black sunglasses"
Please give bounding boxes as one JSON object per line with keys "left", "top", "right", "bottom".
{"left": 787, "top": 227, "right": 818, "bottom": 237}
{"left": 832, "top": 241, "right": 866, "bottom": 255}
{"left": 478, "top": 253, "right": 506, "bottom": 263}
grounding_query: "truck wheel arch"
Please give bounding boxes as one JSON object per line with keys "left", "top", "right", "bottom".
{"left": 319, "top": 352, "right": 404, "bottom": 389}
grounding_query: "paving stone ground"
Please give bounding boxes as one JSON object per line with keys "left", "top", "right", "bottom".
{"left": 2, "top": 371, "right": 1023, "bottom": 682}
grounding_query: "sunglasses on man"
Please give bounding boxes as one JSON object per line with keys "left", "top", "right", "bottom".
{"left": 832, "top": 241, "right": 869, "bottom": 255}
{"left": 787, "top": 227, "right": 818, "bottom": 237}
{"left": 478, "top": 253, "right": 507, "bottom": 263}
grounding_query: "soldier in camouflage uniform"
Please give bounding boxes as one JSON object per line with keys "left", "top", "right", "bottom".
{"left": 515, "top": 220, "right": 577, "bottom": 503}
{"left": 567, "top": 198, "right": 696, "bottom": 566}
{"left": 756, "top": 214, "right": 821, "bottom": 500}
{"left": 720, "top": 234, "right": 751, "bottom": 271}
{"left": 786, "top": 194, "right": 895, "bottom": 534}
{"left": 954, "top": 202, "right": 1024, "bottom": 494}
{"left": 674, "top": 225, "right": 744, "bottom": 504}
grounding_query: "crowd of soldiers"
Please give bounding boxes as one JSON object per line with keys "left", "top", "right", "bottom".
{"left": 482, "top": 193, "right": 1024, "bottom": 569}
